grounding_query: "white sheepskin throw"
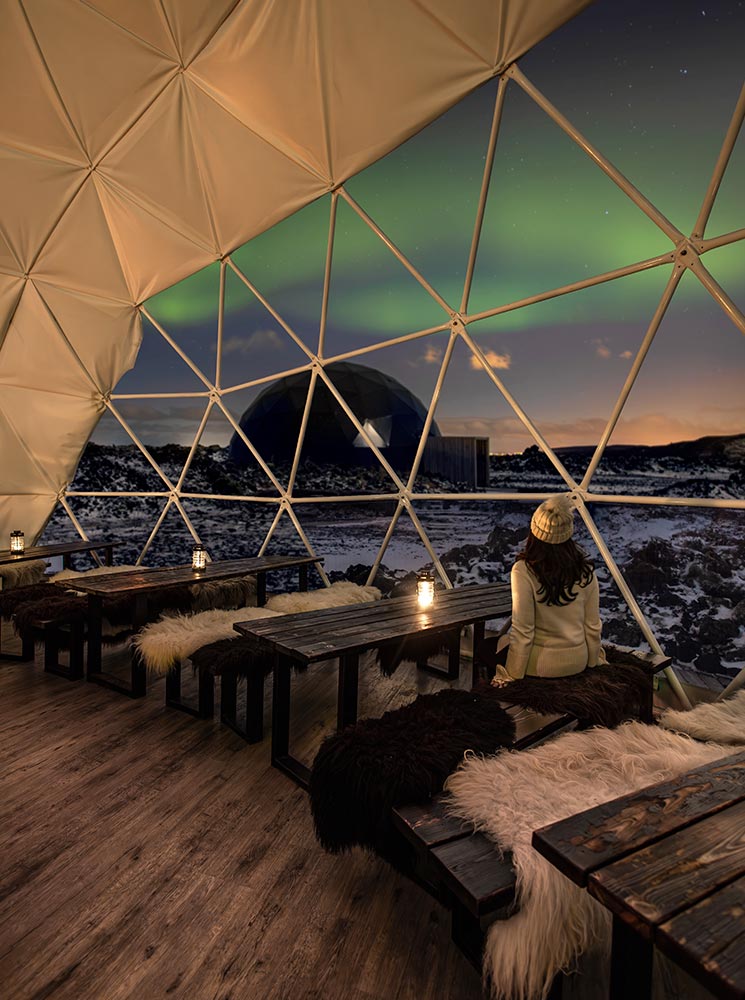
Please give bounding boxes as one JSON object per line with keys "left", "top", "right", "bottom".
{"left": 660, "top": 689, "right": 745, "bottom": 745}
{"left": 444, "top": 723, "right": 732, "bottom": 1000}
{"left": 134, "top": 606, "right": 281, "bottom": 675}
{"left": 0, "top": 559, "right": 49, "bottom": 590}
{"left": 265, "top": 581, "right": 381, "bottom": 614}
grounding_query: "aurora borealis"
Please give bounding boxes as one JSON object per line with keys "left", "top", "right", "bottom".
{"left": 101, "top": 0, "right": 745, "bottom": 455}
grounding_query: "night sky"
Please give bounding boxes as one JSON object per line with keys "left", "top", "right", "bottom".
{"left": 100, "top": 0, "right": 745, "bottom": 455}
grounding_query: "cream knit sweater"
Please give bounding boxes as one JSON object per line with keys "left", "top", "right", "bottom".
{"left": 504, "top": 560, "right": 607, "bottom": 679}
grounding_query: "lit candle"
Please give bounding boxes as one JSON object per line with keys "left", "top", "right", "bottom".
{"left": 9, "top": 530, "right": 25, "bottom": 555}
{"left": 416, "top": 570, "right": 435, "bottom": 609}
{"left": 191, "top": 543, "right": 207, "bottom": 572}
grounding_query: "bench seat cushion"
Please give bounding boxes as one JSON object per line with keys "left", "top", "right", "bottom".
{"left": 134, "top": 606, "right": 281, "bottom": 675}
{"left": 488, "top": 646, "right": 658, "bottom": 728}
{"left": 310, "top": 687, "right": 515, "bottom": 866}
{"left": 0, "top": 559, "right": 48, "bottom": 591}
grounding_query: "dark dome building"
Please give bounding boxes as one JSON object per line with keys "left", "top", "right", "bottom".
{"left": 229, "top": 362, "right": 439, "bottom": 469}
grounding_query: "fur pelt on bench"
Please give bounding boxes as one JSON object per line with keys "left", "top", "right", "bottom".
{"left": 0, "top": 559, "right": 48, "bottom": 590}
{"left": 310, "top": 687, "right": 515, "bottom": 867}
{"left": 265, "top": 580, "right": 381, "bottom": 613}
{"left": 488, "top": 660, "right": 651, "bottom": 728}
{"left": 134, "top": 606, "right": 281, "bottom": 675}
{"left": 0, "top": 582, "right": 54, "bottom": 618}
{"left": 661, "top": 688, "right": 745, "bottom": 745}
{"left": 189, "top": 636, "right": 274, "bottom": 677}
{"left": 445, "top": 722, "right": 731, "bottom": 1000}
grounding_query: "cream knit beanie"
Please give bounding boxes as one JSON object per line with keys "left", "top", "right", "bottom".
{"left": 530, "top": 495, "right": 574, "bottom": 544}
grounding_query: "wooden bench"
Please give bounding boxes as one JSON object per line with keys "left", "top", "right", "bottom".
{"left": 391, "top": 651, "right": 672, "bottom": 975}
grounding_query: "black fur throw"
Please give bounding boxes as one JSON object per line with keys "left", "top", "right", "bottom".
{"left": 0, "top": 582, "right": 53, "bottom": 618}
{"left": 487, "top": 660, "right": 651, "bottom": 728}
{"left": 309, "top": 687, "right": 514, "bottom": 867}
{"left": 189, "top": 637, "right": 275, "bottom": 678}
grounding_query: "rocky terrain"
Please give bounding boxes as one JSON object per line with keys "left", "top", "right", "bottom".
{"left": 42, "top": 433, "right": 745, "bottom": 690}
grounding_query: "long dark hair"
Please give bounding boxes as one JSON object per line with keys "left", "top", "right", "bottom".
{"left": 516, "top": 532, "right": 594, "bottom": 606}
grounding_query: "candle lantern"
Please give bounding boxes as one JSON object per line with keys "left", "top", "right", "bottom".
{"left": 9, "top": 530, "right": 25, "bottom": 555}
{"left": 416, "top": 570, "right": 435, "bottom": 609}
{"left": 191, "top": 543, "right": 207, "bottom": 572}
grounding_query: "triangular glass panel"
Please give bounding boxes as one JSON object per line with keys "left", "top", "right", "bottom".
{"left": 704, "top": 126, "right": 745, "bottom": 240}
{"left": 322, "top": 195, "right": 450, "bottom": 359}
{"left": 74, "top": 407, "right": 171, "bottom": 494}
{"left": 229, "top": 196, "right": 330, "bottom": 355}
{"left": 468, "top": 264, "right": 673, "bottom": 490}
{"left": 286, "top": 499, "right": 396, "bottom": 589}
{"left": 518, "top": 2, "right": 745, "bottom": 236}
{"left": 700, "top": 240, "right": 745, "bottom": 318}
{"left": 177, "top": 400, "right": 285, "bottom": 499}
{"left": 44, "top": 495, "right": 168, "bottom": 568}
{"left": 594, "top": 270, "right": 745, "bottom": 500}
{"left": 468, "top": 82, "right": 671, "bottom": 318}
{"left": 345, "top": 80, "right": 497, "bottom": 303}
{"left": 366, "top": 503, "right": 443, "bottom": 595}
{"left": 409, "top": 334, "right": 567, "bottom": 494}
{"left": 218, "top": 386, "right": 294, "bottom": 493}
{"left": 113, "top": 308, "right": 211, "bottom": 394}
{"left": 144, "top": 261, "right": 221, "bottom": 384}
{"left": 219, "top": 262, "right": 313, "bottom": 389}
{"left": 180, "top": 498, "right": 280, "bottom": 562}
{"left": 591, "top": 501, "right": 742, "bottom": 699}
{"left": 142, "top": 500, "right": 198, "bottom": 567}
{"left": 290, "top": 363, "right": 406, "bottom": 497}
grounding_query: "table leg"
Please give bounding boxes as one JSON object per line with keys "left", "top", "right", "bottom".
{"left": 271, "top": 654, "right": 310, "bottom": 788}
{"left": 338, "top": 653, "right": 359, "bottom": 731}
{"left": 87, "top": 594, "right": 146, "bottom": 698}
{"left": 105, "top": 546, "right": 113, "bottom": 566}
{"left": 299, "top": 564, "right": 308, "bottom": 592}
{"left": 472, "top": 621, "right": 485, "bottom": 688}
{"left": 610, "top": 915, "right": 653, "bottom": 1000}
{"left": 256, "top": 572, "right": 267, "bottom": 607}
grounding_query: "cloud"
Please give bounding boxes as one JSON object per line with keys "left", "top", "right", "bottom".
{"left": 222, "top": 328, "right": 285, "bottom": 355}
{"left": 619, "top": 350, "right": 633, "bottom": 359}
{"left": 591, "top": 337, "right": 612, "bottom": 359}
{"left": 422, "top": 345, "right": 442, "bottom": 364}
{"left": 470, "top": 350, "right": 511, "bottom": 371}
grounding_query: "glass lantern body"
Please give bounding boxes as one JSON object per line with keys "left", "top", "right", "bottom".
{"left": 10, "top": 531, "right": 25, "bottom": 554}
{"left": 416, "top": 572, "right": 435, "bottom": 609}
{"left": 191, "top": 545, "right": 207, "bottom": 572}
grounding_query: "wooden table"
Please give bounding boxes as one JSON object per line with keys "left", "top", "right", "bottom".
{"left": 532, "top": 750, "right": 745, "bottom": 1000}
{"left": 234, "top": 582, "right": 511, "bottom": 789}
{"left": 60, "top": 554, "right": 323, "bottom": 698}
{"left": 0, "top": 538, "right": 120, "bottom": 574}
{"left": 0, "top": 538, "right": 121, "bottom": 662}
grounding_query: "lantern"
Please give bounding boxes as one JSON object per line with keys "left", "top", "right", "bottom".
{"left": 191, "top": 543, "right": 207, "bottom": 572}
{"left": 416, "top": 570, "right": 435, "bottom": 609}
{"left": 9, "top": 530, "right": 25, "bottom": 555}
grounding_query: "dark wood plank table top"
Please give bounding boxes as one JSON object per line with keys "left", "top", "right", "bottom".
{"left": 234, "top": 582, "right": 511, "bottom": 663}
{"left": 54, "top": 555, "right": 323, "bottom": 596}
{"left": 0, "top": 539, "right": 121, "bottom": 565}
{"left": 532, "top": 749, "right": 745, "bottom": 1000}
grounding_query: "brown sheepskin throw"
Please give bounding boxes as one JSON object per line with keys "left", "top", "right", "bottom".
{"left": 309, "top": 687, "right": 515, "bottom": 868}
{"left": 485, "top": 662, "right": 650, "bottom": 729}
{"left": 189, "top": 637, "right": 275, "bottom": 678}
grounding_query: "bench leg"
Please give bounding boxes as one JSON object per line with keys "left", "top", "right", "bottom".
{"left": 244, "top": 669, "right": 265, "bottom": 743}
{"left": 198, "top": 668, "right": 215, "bottom": 720}
{"left": 338, "top": 653, "right": 359, "bottom": 731}
{"left": 68, "top": 622, "right": 85, "bottom": 680}
{"left": 221, "top": 672, "right": 238, "bottom": 725}
{"left": 165, "top": 663, "right": 182, "bottom": 708}
{"left": 640, "top": 678, "right": 655, "bottom": 724}
{"left": 451, "top": 907, "right": 483, "bottom": 971}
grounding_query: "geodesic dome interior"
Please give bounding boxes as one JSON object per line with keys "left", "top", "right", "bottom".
{"left": 2, "top": 0, "right": 745, "bottom": 700}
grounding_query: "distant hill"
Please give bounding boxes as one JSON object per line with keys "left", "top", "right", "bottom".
{"left": 554, "top": 433, "right": 745, "bottom": 463}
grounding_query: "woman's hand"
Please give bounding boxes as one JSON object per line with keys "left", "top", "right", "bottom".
{"left": 490, "top": 666, "right": 514, "bottom": 689}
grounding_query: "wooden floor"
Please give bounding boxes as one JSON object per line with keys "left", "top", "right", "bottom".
{"left": 0, "top": 636, "right": 482, "bottom": 1000}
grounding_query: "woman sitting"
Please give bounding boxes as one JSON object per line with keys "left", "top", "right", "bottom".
{"left": 489, "top": 495, "right": 607, "bottom": 685}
